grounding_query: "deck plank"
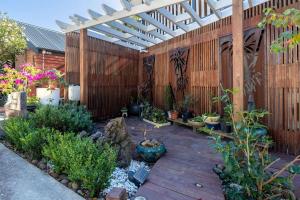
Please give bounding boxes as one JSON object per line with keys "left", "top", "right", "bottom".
{"left": 126, "top": 118, "right": 224, "bottom": 200}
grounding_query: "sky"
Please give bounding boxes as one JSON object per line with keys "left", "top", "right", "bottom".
{"left": 0, "top": 0, "right": 123, "bottom": 32}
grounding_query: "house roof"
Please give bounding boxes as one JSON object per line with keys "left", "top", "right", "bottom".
{"left": 18, "top": 22, "right": 65, "bottom": 53}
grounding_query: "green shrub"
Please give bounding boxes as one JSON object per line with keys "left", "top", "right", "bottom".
{"left": 31, "top": 103, "right": 93, "bottom": 133}
{"left": 211, "top": 87, "right": 300, "bottom": 200}
{"left": 2, "top": 117, "right": 57, "bottom": 159}
{"left": 20, "top": 128, "right": 58, "bottom": 159}
{"left": 43, "top": 133, "right": 116, "bottom": 196}
{"left": 2, "top": 117, "right": 33, "bottom": 150}
{"left": 141, "top": 102, "right": 167, "bottom": 124}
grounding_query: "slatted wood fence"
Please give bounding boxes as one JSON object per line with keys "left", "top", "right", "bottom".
{"left": 139, "top": 0, "right": 300, "bottom": 154}
{"left": 65, "top": 32, "right": 140, "bottom": 119}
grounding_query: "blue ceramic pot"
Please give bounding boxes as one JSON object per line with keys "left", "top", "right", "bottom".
{"left": 129, "top": 103, "right": 140, "bottom": 116}
{"left": 206, "top": 122, "right": 221, "bottom": 130}
{"left": 136, "top": 142, "right": 167, "bottom": 163}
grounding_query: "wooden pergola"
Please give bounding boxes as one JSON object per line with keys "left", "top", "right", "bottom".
{"left": 57, "top": 0, "right": 268, "bottom": 113}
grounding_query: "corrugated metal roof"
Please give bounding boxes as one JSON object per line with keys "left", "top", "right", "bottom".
{"left": 18, "top": 22, "right": 65, "bottom": 52}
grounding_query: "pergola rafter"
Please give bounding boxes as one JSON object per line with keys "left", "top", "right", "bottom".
{"left": 57, "top": 0, "right": 269, "bottom": 51}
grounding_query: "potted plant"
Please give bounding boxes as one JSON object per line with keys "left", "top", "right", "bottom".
{"left": 136, "top": 129, "right": 167, "bottom": 163}
{"left": 164, "top": 83, "right": 175, "bottom": 118}
{"left": 220, "top": 118, "right": 232, "bottom": 133}
{"left": 170, "top": 103, "right": 179, "bottom": 120}
{"left": 35, "top": 69, "right": 64, "bottom": 106}
{"left": 27, "top": 96, "right": 39, "bottom": 112}
{"left": 180, "top": 95, "right": 194, "bottom": 122}
{"left": 203, "top": 112, "right": 220, "bottom": 130}
{"left": 188, "top": 115, "right": 205, "bottom": 127}
{"left": 129, "top": 96, "right": 141, "bottom": 116}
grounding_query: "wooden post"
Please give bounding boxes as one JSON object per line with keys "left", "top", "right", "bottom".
{"left": 232, "top": 0, "right": 244, "bottom": 114}
{"left": 80, "top": 29, "right": 88, "bottom": 106}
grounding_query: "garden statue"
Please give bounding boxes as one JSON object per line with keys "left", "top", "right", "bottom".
{"left": 4, "top": 91, "right": 27, "bottom": 118}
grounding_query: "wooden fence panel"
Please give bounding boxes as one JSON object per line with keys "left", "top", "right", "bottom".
{"left": 65, "top": 32, "right": 140, "bottom": 120}
{"left": 139, "top": 0, "right": 300, "bottom": 154}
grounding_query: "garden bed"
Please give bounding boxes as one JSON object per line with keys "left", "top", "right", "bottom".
{"left": 142, "top": 118, "right": 171, "bottom": 128}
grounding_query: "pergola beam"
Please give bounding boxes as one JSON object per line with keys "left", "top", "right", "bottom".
{"left": 206, "top": 0, "right": 221, "bottom": 19}
{"left": 62, "top": 0, "right": 188, "bottom": 33}
{"left": 71, "top": 14, "right": 150, "bottom": 47}
{"left": 88, "top": 9, "right": 159, "bottom": 44}
{"left": 180, "top": 1, "right": 203, "bottom": 26}
{"left": 99, "top": 5, "right": 168, "bottom": 41}
{"left": 157, "top": 8, "right": 190, "bottom": 32}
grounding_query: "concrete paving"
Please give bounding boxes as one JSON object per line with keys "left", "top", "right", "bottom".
{"left": 0, "top": 143, "right": 84, "bottom": 200}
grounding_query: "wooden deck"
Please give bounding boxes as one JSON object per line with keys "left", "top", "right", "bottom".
{"left": 126, "top": 117, "right": 224, "bottom": 200}
{"left": 125, "top": 117, "right": 300, "bottom": 200}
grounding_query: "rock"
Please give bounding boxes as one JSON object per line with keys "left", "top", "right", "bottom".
{"left": 79, "top": 130, "right": 88, "bottom": 138}
{"left": 58, "top": 174, "right": 67, "bottom": 181}
{"left": 71, "top": 182, "right": 79, "bottom": 190}
{"left": 38, "top": 161, "right": 46, "bottom": 170}
{"left": 77, "top": 190, "right": 84, "bottom": 196}
{"left": 61, "top": 179, "right": 69, "bottom": 185}
{"left": 32, "top": 160, "right": 38, "bottom": 165}
{"left": 90, "top": 131, "right": 103, "bottom": 141}
{"left": 103, "top": 117, "right": 133, "bottom": 167}
{"left": 50, "top": 172, "right": 59, "bottom": 178}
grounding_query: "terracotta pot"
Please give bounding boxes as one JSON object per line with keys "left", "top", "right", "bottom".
{"left": 170, "top": 111, "right": 179, "bottom": 120}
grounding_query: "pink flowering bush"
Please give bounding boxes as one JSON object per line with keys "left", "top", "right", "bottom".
{"left": 0, "top": 63, "right": 64, "bottom": 94}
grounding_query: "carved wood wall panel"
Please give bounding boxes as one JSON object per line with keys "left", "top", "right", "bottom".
{"left": 169, "top": 47, "right": 190, "bottom": 95}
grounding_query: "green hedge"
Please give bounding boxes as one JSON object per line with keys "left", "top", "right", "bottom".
{"left": 2, "top": 114, "right": 116, "bottom": 197}
{"left": 30, "top": 103, "right": 93, "bottom": 133}
{"left": 43, "top": 133, "right": 116, "bottom": 196}
{"left": 3, "top": 117, "right": 57, "bottom": 159}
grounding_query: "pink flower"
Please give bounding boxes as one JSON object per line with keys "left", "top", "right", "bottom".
{"left": 15, "top": 79, "right": 23, "bottom": 85}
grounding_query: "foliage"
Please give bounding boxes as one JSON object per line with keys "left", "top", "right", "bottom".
{"left": 190, "top": 115, "right": 204, "bottom": 123}
{"left": 27, "top": 96, "right": 40, "bottom": 106}
{"left": 2, "top": 117, "right": 33, "bottom": 150}
{"left": 30, "top": 103, "right": 93, "bottom": 133}
{"left": 164, "top": 84, "right": 175, "bottom": 111}
{"left": 0, "top": 13, "right": 27, "bottom": 65}
{"left": 43, "top": 133, "right": 116, "bottom": 196}
{"left": 180, "top": 94, "right": 193, "bottom": 112}
{"left": 259, "top": 8, "right": 300, "bottom": 53}
{"left": 142, "top": 102, "right": 167, "bottom": 124}
{"left": 211, "top": 88, "right": 300, "bottom": 200}
{"left": 2, "top": 117, "right": 56, "bottom": 159}
{"left": 0, "top": 63, "right": 64, "bottom": 95}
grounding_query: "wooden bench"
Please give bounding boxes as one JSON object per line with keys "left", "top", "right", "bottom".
{"left": 199, "top": 127, "right": 269, "bottom": 149}
{"left": 168, "top": 118, "right": 204, "bottom": 132}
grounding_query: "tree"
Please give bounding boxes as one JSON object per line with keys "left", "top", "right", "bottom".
{"left": 259, "top": 8, "right": 300, "bottom": 53}
{"left": 0, "top": 13, "right": 27, "bottom": 65}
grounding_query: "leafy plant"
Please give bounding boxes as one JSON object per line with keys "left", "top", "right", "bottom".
{"left": 27, "top": 96, "right": 40, "bottom": 106}
{"left": 211, "top": 88, "right": 300, "bottom": 199}
{"left": 180, "top": 94, "right": 193, "bottom": 112}
{"left": 164, "top": 83, "right": 175, "bottom": 111}
{"left": 141, "top": 102, "right": 167, "bottom": 124}
{"left": 30, "top": 103, "right": 93, "bottom": 133}
{"left": 2, "top": 117, "right": 57, "bottom": 159}
{"left": 190, "top": 115, "right": 204, "bottom": 123}
{"left": 2, "top": 117, "right": 33, "bottom": 150}
{"left": 0, "top": 13, "right": 27, "bottom": 65}
{"left": 43, "top": 133, "right": 116, "bottom": 197}
{"left": 259, "top": 8, "right": 300, "bottom": 53}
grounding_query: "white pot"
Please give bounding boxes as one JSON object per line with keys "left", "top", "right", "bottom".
{"left": 36, "top": 88, "right": 60, "bottom": 106}
{"left": 68, "top": 85, "right": 80, "bottom": 101}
